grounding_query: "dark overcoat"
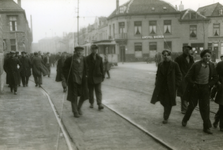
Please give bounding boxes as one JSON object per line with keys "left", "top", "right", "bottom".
{"left": 55, "top": 57, "right": 66, "bottom": 82}
{"left": 5, "top": 57, "right": 21, "bottom": 86}
{"left": 20, "top": 56, "right": 32, "bottom": 77}
{"left": 151, "top": 61, "right": 182, "bottom": 106}
{"left": 183, "top": 61, "right": 218, "bottom": 101}
{"left": 175, "top": 53, "right": 194, "bottom": 96}
{"left": 215, "top": 61, "right": 223, "bottom": 105}
{"left": 63, "top": 55, "right": 88, "bottom": 101}
{"left": 32, "top": 56, "right": 49, "bottom": 76}
{"left": 86, "top": 53, "right": 104, "bottom": 84}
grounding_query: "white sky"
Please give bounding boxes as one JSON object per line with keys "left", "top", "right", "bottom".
{"left": 16, "top": 0, "right": 222, "bottom": 42}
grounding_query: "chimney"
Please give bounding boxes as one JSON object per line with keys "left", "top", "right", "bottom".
{"left": 179, "top": 1, "right": 184, "bottom": 11}
{"left": 17, "top": 0, "right": 21, "bottom": 7}
{"left": 116, "top": 0, "right": 119, "bottom": 10}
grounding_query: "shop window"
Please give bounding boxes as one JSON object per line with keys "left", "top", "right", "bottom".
{"left": 164, "top": 41, "right": 172, "bottom": 51}
{"left": 213, "top": 23, "right": 220, "bottom": 36}
{"left": 164, "top": 20, "right": 171, "bottom": 34}
{"left": 134, "top": 21, "right": 142, "bottom": 35}
{"left": 149, "top": 21, "right": 157, "bottom": 34}
{"left": 134, "top": 42, "right": 142, "bottom": 51}
{"left": 149, "top": 42, "right": 157, "bottom": 51}
{"left": 119, "top": 22, "right": 125, "bottom": 34}
{"left": 10, "top": 39, "right": 16, "bottom": 51}
{"left": 9, "top": 16, "right": 17, "bottom": 31}
{"left": 190, "top": 25, "right": 197, "bottom": 38}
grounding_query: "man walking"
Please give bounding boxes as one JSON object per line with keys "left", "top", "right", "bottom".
{"left": 20, "top": 51, "right": 32, "bottom": 87}
{"left": 56, "top": 52, "right": 68, "bottom": 92}
{"left": 32, "top": 52, "right": 43, "bottom": 87}
{"left": 182, "top": 49, "right": 218, "bottom": 134}
{"left": 63, "top": 47, "right": 88, "bottom": 118}
{"left": 86, "top": 44, "right": 104, "bottom": 110}
{"left": 4, "top": 51, "right": 21, "bottom": 95}
{"left": 175, "top": 46, "right": 194, "bottom": 114}
{"left": 44, "top": 52, "right": 51, "bottom": 77}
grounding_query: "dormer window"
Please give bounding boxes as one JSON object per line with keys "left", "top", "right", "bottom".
{"left": 163, "top": 7, "right": 167, "bottom": 10}
{"left": 213, "top": 23, "right": 220, "bottom": 36}
{"left": 220, "top": 9, "right": 223, "bottom": 15}
{"left": 9, "top": 16, "right": 17, "bottom": 31}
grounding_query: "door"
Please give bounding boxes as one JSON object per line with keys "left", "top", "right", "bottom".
{"left": 119, "top": 46, "right": 125, "bottom": 62}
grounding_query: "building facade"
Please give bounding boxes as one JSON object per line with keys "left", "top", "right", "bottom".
{"left": 0, "top": 14, "right": 4, "bottom": 93}
{"left": 0, "top": 0, "right": 32, "bottom": 54}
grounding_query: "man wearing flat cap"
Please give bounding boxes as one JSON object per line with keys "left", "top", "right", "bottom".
{"left": 182, "top": 49, "right": 218, "bottom": 134}
{"left": 63, "top": 46, "right": 88, "bottom": 118}
{"left": 86, "top": 44, "right": 104, "bottom": 110}
{"left": 175, "top": 46, "right": 194, "bottom": 114}
{"left": 4, "top": 51, "right": 21, "bottom": 95}
{"left": 20, "top": 51, "right": 32, "bottom": 87}
{"left": 151, "top": 49, "right": 182, "bottom": 124}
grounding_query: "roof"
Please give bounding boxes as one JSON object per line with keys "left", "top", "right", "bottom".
{"left": 0, "top": 0, "right": 24, "bottom": 12}
{"left": 179, "top": 9, "right": 208, "bottom": 21}
{"left": 108, "top": 0, "right": 179, "bottom": 19}
{"left": 197, "top": 2, "right": 223, "bottom": 16}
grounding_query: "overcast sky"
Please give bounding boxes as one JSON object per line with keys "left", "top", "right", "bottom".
{"left": 16, "top": 0, "right": 221, "bottom": 43}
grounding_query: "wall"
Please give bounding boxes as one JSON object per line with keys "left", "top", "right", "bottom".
{"left": 0, "top": 15, "right": 5, "bottom": 93}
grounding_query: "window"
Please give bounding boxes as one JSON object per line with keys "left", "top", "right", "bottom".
{"left": 113, "top": 24, "right": 115, "bottom": 37}
{"left": 134, "top": 21, "right": 142, "bottom": 35}
{"left": 149, "top": 42, "right": 157, "bottom": 51}
{"left": 190, "top": 25, "right": 197, "bottom": 38}
{"left": 164, "top": 41, "right": 172, "bottom": 50}
{"left": 213, "top": 23, "right": 220, "bottom": 36}
{"left": 134, "top": 42, "right": 142, "bottom": 51}
{"left": 149, "top": 21, "right": 157, "bottom": 34}
{"left": 109, "top": 25, "right": 111, "bottom": 37}
{"left": 3, "top": 39, "right": 7, "bottom": 51}
{"left": 9, "top": 16, "right": 17, "bottom": 31}
{"left": 10, "top": 39, "right": 16, "bottom": 51}
{"left": 119, "top": 22, "right": 125, "bottom": 33}
{"left": 164, "top": 20, "right": 171, "bottom": 34}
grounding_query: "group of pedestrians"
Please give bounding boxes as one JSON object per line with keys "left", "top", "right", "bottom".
{"left": 56, "top": 45, "right": 106, "bottom": 118}
{"left": 151, "top": 45, "right": 223, "bottom": 134}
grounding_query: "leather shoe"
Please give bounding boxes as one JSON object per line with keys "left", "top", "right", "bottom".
{"left": 182, "top": 120, "right": 187, "bottom": 127}
{"left": 73, "top": 113, "right": 79, "bottom": 118}
{"left": 162, "top": 120, "right": 168, "bottom": 124}
{"left": 98, "top": 105, "right": 104, "bottom": 110}
{"left": 203, "top": 129, "right": 212, "bottom": 134}
{"left": 181, "top": 110, "right": 186, "bottom": 114}
{"left": 78, "top": 109, "right": 82, "bottom": 115}
{"left": 89, "top": 104, "right": 93, "bottom": 108}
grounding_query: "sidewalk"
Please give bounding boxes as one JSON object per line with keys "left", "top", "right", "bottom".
{"left": 0, "top": 81, "right": 68, "bottom": 150}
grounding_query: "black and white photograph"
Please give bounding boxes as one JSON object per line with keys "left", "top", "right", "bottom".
{"left": 0, "top": 0, "right": 223, "bottom": 149}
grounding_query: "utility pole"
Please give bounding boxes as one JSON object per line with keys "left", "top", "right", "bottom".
{"left": 77, "top": 0, "right": 79, "bottom": 46}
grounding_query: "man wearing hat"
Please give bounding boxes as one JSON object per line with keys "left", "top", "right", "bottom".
{"left": 43, "top": 52, "right": 51, "bottom": 77}
{"left": 182, "top": 49, "right": 218, "bottom": 134}
{"left": 56, "top": 51, "right": 68, "bottom": 92}
{"left": 19, "top": 51, "right": 32, "bottom": 87}
{"left": 86, "top": 44, "right": 105, "bottom": 110}
{"left": 4, "top": 51, "right": 21, "bottom": 94}
{"left": 63, "top": 46, "right": 88, "bottom": 118}
{"left": 175, "top": 46, "right": 194, "bottom": 114}
{"left": 32, "top": 52, "right": 44, "bottom": 87}
{"left": 151, "top": 49, "right": 182, "bottom": 124}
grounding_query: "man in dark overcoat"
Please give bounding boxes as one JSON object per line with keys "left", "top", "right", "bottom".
{"left": 175, "top": 46, "right": 194, "bottom": 114}
{"left": 4, "top": 51, "right": 21, "bottom": 95}
{"left": 56, "top": 52, "right": 67, "bottom": 92}
{"left": 3, "top": 53, "right": 11, "bottom": 86}
{"left": 213, "top": 55, "right": 223, "bottom": 131}
{"left": 86, "top": 44, "right": 104, "bottom": 110}
{"left": 43, "top": 52, "right": 51, "bottom": 77}
{"left": 32, "top": 52, "right": 43, "bottom": 87}
{"left": 182, "top": 49, "right": 218, "bottom": 134}
{"left": 63, "top": 47, "right": 88, "bottom": 118}
{"left": 20, "top": 51, "right": 32, "bottom": 87}
{"left": 151, "top": 49, "right": 182, "bottom": 124}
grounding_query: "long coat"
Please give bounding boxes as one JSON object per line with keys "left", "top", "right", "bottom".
{"left": 175, "top": 53, "right": 194, "bottom": 96}
{"left": 4, "top": 57, "right": 21, "bottom": 86}
{"left": 20, "top": 56, "right": 32, "bottom": 77}
{"left": 86, "top": 53, "right": 104, "bottom": 84}
{"left": 63, "top": 55, "right": 88, "bottom": 101}
{"left": 32, "top": 56, "right": 49, "bottom": 76}
{"left": 215, "top": 61, "right": 223, "bottom": 105}
{"left": 55, "top": 57, "right": 66, "bottom": 82}
{"left": 151, "top": 61, "right": 182, "bottom": 106}
{"left": 183, "top": 61, "right": 218, "bottom": 101}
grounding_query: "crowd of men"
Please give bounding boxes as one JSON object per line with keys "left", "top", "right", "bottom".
{"left": 151, "top": 45, "right": 223, "bottom": 135}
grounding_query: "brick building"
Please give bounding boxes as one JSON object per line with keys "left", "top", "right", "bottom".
{"left": 0, "top": 0, "right": 32, "bottom": 53}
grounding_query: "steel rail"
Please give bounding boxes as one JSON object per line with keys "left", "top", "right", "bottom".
{"left": 103, "top": 104, "right": 177, "bottom": 150}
